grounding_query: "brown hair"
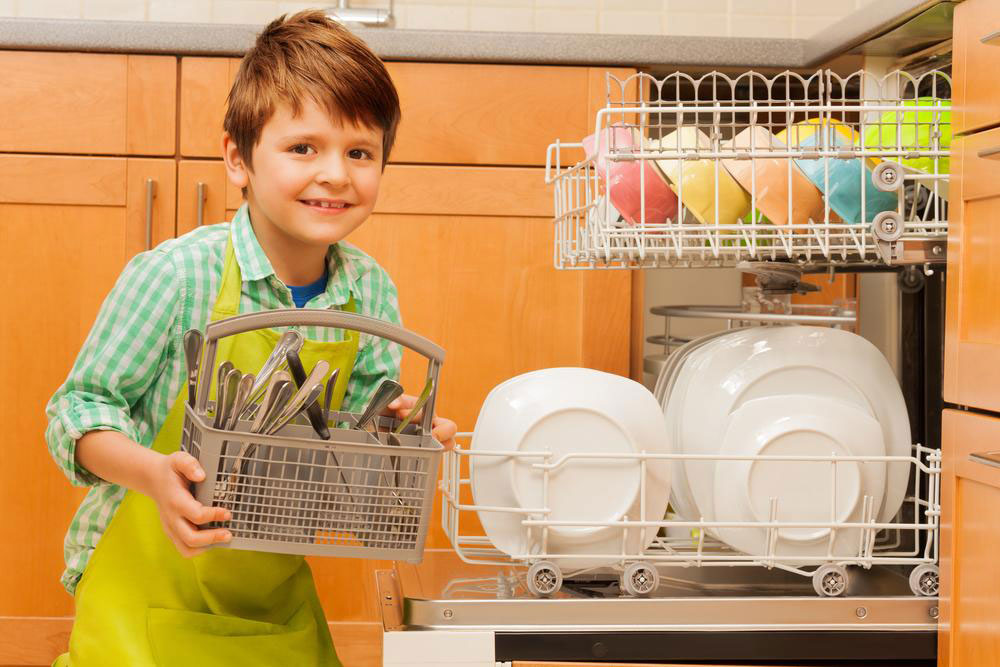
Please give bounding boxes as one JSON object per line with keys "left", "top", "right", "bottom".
{"left": 224, "top": 9, "right": 401, "bottom": 170}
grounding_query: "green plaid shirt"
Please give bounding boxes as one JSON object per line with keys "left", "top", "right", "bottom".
{"left": 44, "top": 203, "right": 401, "bottom": 594}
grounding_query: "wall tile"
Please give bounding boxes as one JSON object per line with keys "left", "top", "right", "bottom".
{"left": 149, "top": 0, "right": 210, "bottom": 22}
{"left": 83, "top": 0, "right": 145, "bottom": 21}
{"left": 729, "top": 0, "right": 792, "bottom": 16}
{"left": 728, "top": 13, "right": 793, "bottom": 39}
{"left": 468, "top": 5, "right": 532, "bottom": 32}
{"left": 535, "top": 0, "right": 598, "bottom": 8}
{"left": 397, "top": 3, "right": 468, "bottom": 30}
{"left": 393, "top": 0, "right": 472, "bottom": 5}
{"left": 795, "top": 0, "right": 841, "bottom": 16}
{"left": 599, "top": 9, "right": 663, "bottom": 35}
{"left": 601, "top": 0, "right": 662, "bottom": 10}
{"left": 17, "top": 0, "right": 82, "bottom": 19}
{"left": 666, "top": 0, "right": 728, "bottom": 14}
{"left": 212, "top": 0, "right": 281, "bottom": 25}
{"left": 277, "top": 2, "right": 329, "bottom": 12}
{"left": 0, "top": 0, "right": 17, "bottom": 17}
{"left": 664, "top": 12, "right": 728, "bottom": 37}
{"left": 534, "top": 8, "right": 598, "bottom": 34}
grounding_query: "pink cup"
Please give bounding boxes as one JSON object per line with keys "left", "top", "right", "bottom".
{"left": 583, "top": 124, "right": 679, "bottom": 225}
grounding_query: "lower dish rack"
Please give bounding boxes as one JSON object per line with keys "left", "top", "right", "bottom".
{"left": 440, "top": 441, "right": 940, "bottom": 599}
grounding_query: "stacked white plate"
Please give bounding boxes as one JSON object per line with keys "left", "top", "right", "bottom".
{"left": 655, "top": 326, "right": 911, "bottom": 561}
{"left": 470, "top": 368, "right": 671, "bottom": 568}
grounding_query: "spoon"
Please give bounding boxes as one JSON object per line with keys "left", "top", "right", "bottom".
{"left": 385, "top": 378, "right": 436, "bottom": 491}
{"left": 388, "top": 378, "right": 435, "bottom": 444}
{"left": 266, "top": 383, "right": 324, "bottom": 436}
{"left": 267, "top": 360, "right": 329, "bottom": 434}
{"left": 355, "top": 379, "right": 404, "bottom": 437}
{"left": 212, "top": 361, "right": 235, "bottom": 428}
{"left": 245, "top": 330, "right": 302, "bottom": 410}
{"left": 323, "top": 368, "right": 341, "bottom": 426}
{"left": 225, "top": 372, "right": 254, "bottom": 431}
{"left": 183, "top": 329, "right": 203, "bottom": 408}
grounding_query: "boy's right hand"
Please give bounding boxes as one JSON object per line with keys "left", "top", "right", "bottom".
{"left": 150, "top": 451, "right": 233, "bottom": 557}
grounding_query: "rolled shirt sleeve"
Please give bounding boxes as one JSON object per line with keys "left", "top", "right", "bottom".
{"left": 45, "top": 249, "right": 180, "bottom": 487}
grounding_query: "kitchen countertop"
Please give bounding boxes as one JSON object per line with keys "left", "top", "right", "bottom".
{"left": 0, "top": 0, "right": 943, "bottom": 68}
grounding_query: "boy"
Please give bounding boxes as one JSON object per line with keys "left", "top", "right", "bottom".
{"left": 45, "top": 10, "right": 456, "bottom": 665}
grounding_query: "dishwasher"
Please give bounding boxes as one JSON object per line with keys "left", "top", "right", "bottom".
{"left": 381, "top": 66, "right": 948, "bottom": 667}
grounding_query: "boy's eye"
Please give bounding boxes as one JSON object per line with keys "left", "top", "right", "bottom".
{"left": 289, "top": 144, "right": 314, "bottom": 155}
{"left": 348, "top": 148, "right": 373, "bottom": 160}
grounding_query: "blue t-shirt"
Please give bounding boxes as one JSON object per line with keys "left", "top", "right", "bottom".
{"left": 287, "top": 269, "right": 329, "bottom": 308}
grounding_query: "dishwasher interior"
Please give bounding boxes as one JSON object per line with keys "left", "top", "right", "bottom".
{"left": 383, "top": 65, "right": 948, "bottom": 666}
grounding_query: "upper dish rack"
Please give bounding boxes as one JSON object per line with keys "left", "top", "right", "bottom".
{"left": 545, "top": 69, "right": 951, "bottom": 270}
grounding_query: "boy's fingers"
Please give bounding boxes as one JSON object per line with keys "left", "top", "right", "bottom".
{"left": 171, "top": 451, "right": 205, "bottom": 483}
{"left": 176, "top": 517, "right": 231, "bottom": 551}
{"left": 178, "top": 491, "right": 231, "bottom": 525}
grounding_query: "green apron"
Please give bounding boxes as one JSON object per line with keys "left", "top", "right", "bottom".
{"left": 55, "top": 235, "right": 359, "bottom": 666}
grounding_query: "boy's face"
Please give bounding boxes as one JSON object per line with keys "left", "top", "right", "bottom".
{"left": 224, "top": 97, "right": 384, "bottom": 250}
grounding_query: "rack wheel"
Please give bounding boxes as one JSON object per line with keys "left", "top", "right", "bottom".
{"left": 871, "top": 211, "right": 905, "bottom": 243}
{"left": 908, "top": 564, "right": 940, "bottom": 597}
{"left": 621, "top": 563, "right": 660, "bottom": 597}
{"left": 812, "top": 564, "right": 849, "bottom": 597}
{"left": 872, "top": 161, "right": 905, "bottom": 192}
{"left": 526, "top": 561, "right": 563, "bottom": 598}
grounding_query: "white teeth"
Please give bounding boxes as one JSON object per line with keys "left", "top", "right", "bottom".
{"left": 304, "top": 200, "right": 345, "bottom": 208}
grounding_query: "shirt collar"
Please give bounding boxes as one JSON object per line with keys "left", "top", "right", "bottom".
{"left": 231, "top": 202, "right": 361, "bottom": 308}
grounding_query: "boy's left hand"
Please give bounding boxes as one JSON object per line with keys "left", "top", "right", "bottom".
{"left": 386, "top": 395, "right": 457, "bottom": 450}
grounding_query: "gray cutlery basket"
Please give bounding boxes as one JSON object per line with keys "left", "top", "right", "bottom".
{"left": 181, "top": 308, "right": 444, "bottom": 562}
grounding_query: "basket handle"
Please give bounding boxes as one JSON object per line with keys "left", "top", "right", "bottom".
{"left": 196, "top": 309, "right": 445, "bottom": 432}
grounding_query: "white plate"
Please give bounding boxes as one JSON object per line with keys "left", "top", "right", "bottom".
{"left": 470, "top": 368, "right": 671, "bottom": 567}
{"left": 711, "top": 394, "right": 887, "bottom": 560}
{"left": 658, "top": 329, "right": 743, "bottom": 522}
{"left": 674, "top": 326, "right": 910, "bottom": 526}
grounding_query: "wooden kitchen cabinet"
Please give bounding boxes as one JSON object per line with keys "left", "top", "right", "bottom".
{"left": 938, "top": 410, "right": 1000, "bottom": 667}
{"left": 943, "top": 130, "right": 1000, "bottom": 412}
{"left": 0, "top": 51, "right": 176, "bottom": 156}
{"left": 951, "top": 0, "right": 1000, "bottom": 135}
{"left": 0, "top": 154, "right": 175, "bottom": 664}
{"left": 179, "top": 56, "right": 624, "bottom": 166}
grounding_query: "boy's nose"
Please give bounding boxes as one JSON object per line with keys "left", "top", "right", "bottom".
{"left": 314, "top": 157, "right": 350, "bottom": 187}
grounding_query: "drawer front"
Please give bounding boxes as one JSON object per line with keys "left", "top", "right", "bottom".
{"left": 179, "top": 58, "right": 612, "bottom": 166}
{"left": 953, "top": 0, "right": 1000, "bottom": 135}
{"left": 939, "top": 410, "right": 1000, "bottom": 667}
{"left": 0, "top": 51, "right": 176, "bottom": 155}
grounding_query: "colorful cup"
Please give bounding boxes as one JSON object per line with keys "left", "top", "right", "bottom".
{"left": 778, "top": 119, "right": 897, "bottom": 224}
{"left": 582, "top": 124, "right": 679, "bottom": 226}
{"left": 650, "top": 127, "right": 751, "bottom": 226}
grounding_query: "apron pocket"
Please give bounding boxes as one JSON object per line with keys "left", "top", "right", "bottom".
{"left": 147, "top": 603, "right": 321, "bottom": 666}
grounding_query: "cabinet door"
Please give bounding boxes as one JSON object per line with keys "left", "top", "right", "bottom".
{"left": 943, "top": 129, "right": 1000, "bottom": 411}
{"left": 952, "top": 0, "right": 1000, "bottom": 135}
{"left": 178, "top": 160, "right": 231, "bottom": 233}
{"left": 0, "top": 155, "right": 175, "bottom": 666}
{"left": 939, "top": 409, "right": 1000, "bottom": 667}
{"left": 0, "top": 52, "right": 176, "bottom": 155}
{"left": 179, "top": 57, "right": 631, "bottom": 166}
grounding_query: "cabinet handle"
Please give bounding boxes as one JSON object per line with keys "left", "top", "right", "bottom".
{"left": 196, "top": 182, "right": 206, "bottom": 227}
{"left": 977, "top": 146, "right": 1000, "bottom": 160}
{"left": 970, "top": 451, "right": 1000, "bottom": 469}
{"left": 145, "top": 178, "right": 157, "bottom": 250}
{"left": 981, "top": 30, "right": 1000, "bottom": 45}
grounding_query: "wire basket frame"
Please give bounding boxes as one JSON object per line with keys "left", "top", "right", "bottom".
{"left": 181, "top": 308, "right": 445, "bottom": 561}
{"left": 545, "top": 69, "right": 951, "bottom": 269}
{"left": 440, "top": 441, "right": 940, "bottom": 595}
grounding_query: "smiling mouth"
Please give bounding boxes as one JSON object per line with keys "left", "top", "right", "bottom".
{"left": 299, "top": 199, "right": 351, "bottom": 209}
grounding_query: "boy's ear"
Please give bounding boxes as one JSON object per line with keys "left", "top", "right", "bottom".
{"left": 222, "top": 133, "right": 250, "bottom": 189}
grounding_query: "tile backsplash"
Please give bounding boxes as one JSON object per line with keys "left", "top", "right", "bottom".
{"left": 3, "top": 0, "right": 880, "bottom": 39}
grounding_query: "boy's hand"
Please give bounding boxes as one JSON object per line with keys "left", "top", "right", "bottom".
{"left": 149, "top": 451, "right": 232, "bottom": 557}
{"left": 386, "top": 395, "right": 457, "bottom": 450}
